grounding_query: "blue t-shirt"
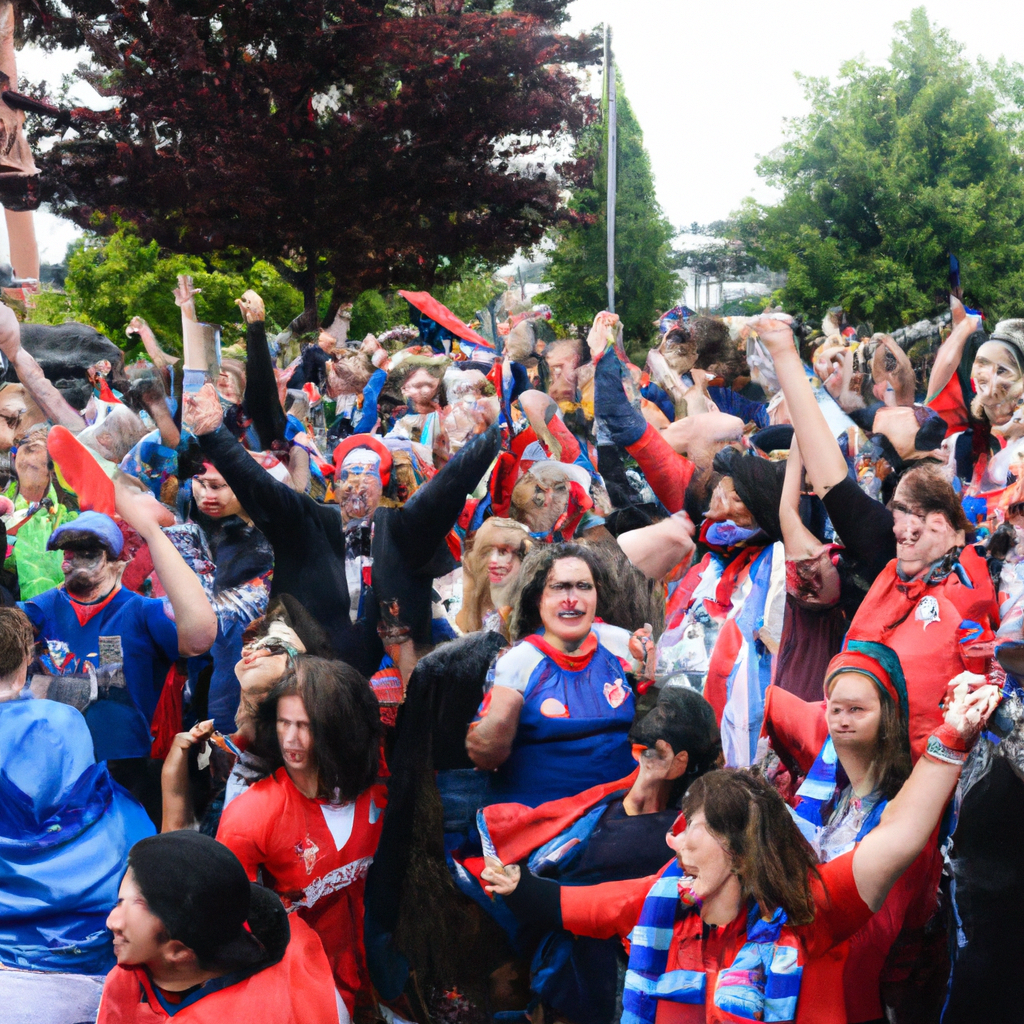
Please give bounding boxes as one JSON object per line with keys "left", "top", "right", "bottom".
{"left": 20, "top": 586, "right": 180, "bottom": 760}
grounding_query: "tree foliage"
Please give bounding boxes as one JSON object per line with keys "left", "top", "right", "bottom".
{"left": 736, "top": 8, "right": 1024, "bottom": 328}
{"left": 32, "top": 224, "right": 305, "bottom": 354}
{"left": 547, "top": 75, "right": 677, "bottom": 344}
{"left": 16, "top": 0, "right": 598, "bottom": 326}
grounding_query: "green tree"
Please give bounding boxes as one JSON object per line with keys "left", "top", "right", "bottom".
{"left": 547, "top": 75, "right": 678, "bottom": 345}
{"left": 49, "top": 224, "right": 305, "bottom": 354}
{"left": 737, "top": 8, "right": 1024, "bottom": 328}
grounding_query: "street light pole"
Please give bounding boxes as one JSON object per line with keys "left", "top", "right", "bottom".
{"left": 604, "top": 24, "right": 616, "bottom": 314}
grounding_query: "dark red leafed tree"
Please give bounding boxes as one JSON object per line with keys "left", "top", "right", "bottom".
{"left": 14, "top": 0, "right": 599, "bottom": 326}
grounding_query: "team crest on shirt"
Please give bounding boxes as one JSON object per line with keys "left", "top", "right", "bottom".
{"left": 295, "top": 835, "right": 320, "bottom": 874}
{"left": 604, "top": 678, "right": 627, "bottom": 708}
{"left": 916, "top": 596, "right": 940, "bottom": 629}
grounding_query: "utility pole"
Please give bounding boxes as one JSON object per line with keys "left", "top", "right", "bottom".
{"left": 604, "top": 24, "right": 617, "bottom": 313}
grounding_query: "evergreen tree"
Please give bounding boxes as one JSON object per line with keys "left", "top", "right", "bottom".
{"left": 547, "top": 75, "right": 677, "bottom": 345}
{"left": 737, "top": 7, "right": 1024, "bottom": 327}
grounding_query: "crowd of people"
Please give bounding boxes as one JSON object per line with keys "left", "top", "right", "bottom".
{"left": 0, "top": 278, "right": 1021, "bottom": 1024}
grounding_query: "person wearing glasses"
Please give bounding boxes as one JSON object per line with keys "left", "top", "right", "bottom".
{"left": 466, "top": 542, "right": 657, "bottom": 809}
{"left": 216, "top": 655, "right": 386, "bottom": 1024}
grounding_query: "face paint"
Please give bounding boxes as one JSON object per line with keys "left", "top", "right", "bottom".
{"left": 334, "top": 465, "right": 382, "bottom": 521}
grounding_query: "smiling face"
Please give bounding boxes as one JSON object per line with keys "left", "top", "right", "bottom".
{"left": 107, "top": 869, "right": 172, "bottom": 969}
{"left": 890, "top": 477, "right": 960, "bottom": 577}
{"left": 276, "top": 693, "right": 314, "bottom": 776}
{"left": 538, "top": 556, "right": 597, "bottom": 651}
{"left": 192, "top": 464, "right": 244, "bottom": 519}
{"left": 826, "top": 672, "right": 882, "bottom": 757}
{"left": 487, "top": 543, "right": 521, "bottom": 587}
{"left": 972, "top": 341, "right": 1023, "bottom": 421}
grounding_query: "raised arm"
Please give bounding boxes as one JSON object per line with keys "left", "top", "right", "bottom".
{"left": 0, "top": 306, "right": 86, "bottom": 431}
{"left": 617, "top": 511, "right": 696, "bottom": 580}
{"left": 185, "top": 382, "right": 311, "bottom": 542}
{"left": 238, "top": 290, "right": 287, "bottom": 450}
{"left": 160, "top": 719, "right": 214, "bottom": 832}
{"left": 396, "top": 420, "right": 502, "bottom": 566}
{"left": 927, "top": 298, "right": 981, "bottom": 403}
{"left": 751, "top": 315, "right": 848, "bottom": 498}
{"left": 852, "top": 676, "right": 1000, "bottom": 911}
{"left": 114, "top": 479, "right": 217, "bottom": 657}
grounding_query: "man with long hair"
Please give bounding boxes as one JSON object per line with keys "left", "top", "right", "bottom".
{"left": 216, "top": 656, "right": 385, "bottom": 1023}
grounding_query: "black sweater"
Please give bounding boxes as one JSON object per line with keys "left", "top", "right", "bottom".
{"left": 197, "top": 423, "right": 501, "bottom": 674}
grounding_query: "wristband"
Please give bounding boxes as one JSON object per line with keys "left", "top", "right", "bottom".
{"left": 924, "top": 734, "right": 970, "bottom": 766}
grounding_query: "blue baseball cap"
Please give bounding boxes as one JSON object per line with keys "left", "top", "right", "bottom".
{"left": 47, "top": 511, "right": 124, "bottom": 558}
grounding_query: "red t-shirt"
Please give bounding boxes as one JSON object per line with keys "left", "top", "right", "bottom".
{"left": 96, "top": 915, "right": 340, "bottom": 1023}
{"left": 562, "top": 851, "right": 872, "bottom": 1024}
{"left": 217, "top": 768, "right": 386, "bottom": 1016}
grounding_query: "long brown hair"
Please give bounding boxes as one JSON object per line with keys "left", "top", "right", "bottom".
{"left": 679, "top": 770, "right": 821, "bottom": 926}
{"left": 459, "top": 518, "right": 531, "bottom": 634}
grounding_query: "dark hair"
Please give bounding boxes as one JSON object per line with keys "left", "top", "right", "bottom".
{"left": 680, "top": 770, "right": 821, "bottom": 926}
{"left": 630, "top": 687, "right": 722, "bottom": 802}
{"left": 825, "top": 674, "right": 912, "bottom": 802}
{"left": 256, "top": 655, "right": 381, "bottom": 801}
{"left": 241, "top": 594, "right": 335, "bottom": 659}
{"left": 0, "top": 606, "right": 34, "bottom": 678}
{"left": 509, "top": 542, "right": 607, "bottom": 642}
{"left": 891, "top": 465, "right": 971, "bottom": 536}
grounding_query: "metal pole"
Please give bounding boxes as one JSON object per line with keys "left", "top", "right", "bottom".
{"left": 605, "top": 25, "right": 616, "bottom": 313}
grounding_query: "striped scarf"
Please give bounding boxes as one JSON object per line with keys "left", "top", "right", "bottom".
{"left": 622, "top": 863, "right": 805, "bottom": 1023}
{"left": 621, "top": 861, "right": 702, "bottom": 1024}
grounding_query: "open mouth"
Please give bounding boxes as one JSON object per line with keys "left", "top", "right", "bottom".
{"left": 557, "top": 609, "right": 585, "bottom": 620}
{"left": 488, "top": 567, "right": 509, "bottom": 582}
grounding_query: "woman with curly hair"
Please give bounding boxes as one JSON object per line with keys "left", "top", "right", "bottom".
{"left": 466, "top": 542, "right": 656, "bottom": 807}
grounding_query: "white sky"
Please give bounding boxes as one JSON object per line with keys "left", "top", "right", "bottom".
{"left": 9, "top": 2, "right": 1024, "bottom": 265}
{"left": 565, "top": 0, "right": 1024, "bottom": 229}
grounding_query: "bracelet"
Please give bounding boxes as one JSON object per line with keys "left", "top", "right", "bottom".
{"left": 924, "top": 734, "right": 970, "bottom": 766}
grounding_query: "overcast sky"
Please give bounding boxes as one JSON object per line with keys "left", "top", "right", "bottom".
{"left": 9, "top": 1, "right": 1024, "bottom": 265}
{"left": 565, "top": 0, "right": 1024, "bottom": 230}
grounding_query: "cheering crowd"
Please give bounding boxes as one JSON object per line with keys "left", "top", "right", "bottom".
{"left": 1, "top": 279, "right": 1022, "bottom": 1024}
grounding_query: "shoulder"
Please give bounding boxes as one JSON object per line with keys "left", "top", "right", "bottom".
{"left": 491, "top": 640, "right": 546, "bottom": 692}
{"left": 96, "top": 964, "right": 146, "bottom": 1023}
{"left": 220, "top": 769, "right": 286, "bottom": 826}
{"left": 592, "top": 622, "right": 632, "bottom": 661}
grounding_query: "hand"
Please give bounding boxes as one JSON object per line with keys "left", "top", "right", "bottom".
{"left": 183, "top": 382, "right": 225, "bottom": 436}
{"left": 587, "top": 310, "right": 620, "bottom": 363}
{"left": 235, "top": 290, "right": 265, "bottom": 324}
{"left": 114, "top": 476, "right": 175, "bottom": 535}
{"left": 174, "top": 274, "right": 201, "bottom": 319}
{"left": 629, "top": 623, "right": 657, "bottom": 678}
{"left": 0, "top": 301, "right": 20, "bottom": 361}
{"left": 169, "top": 719, "right": 215, "bottom": 753}
{"left": 481, "top": 856, "right": 521, "bottom": 896}
{"left": 940, "top": 672, "right": 1001, "bottom": 746}
{"left": 950, "top": 295, "right": 966, "bottom": 326}
{"left": 361, "top": 333, "right": 380, "bottom": 355}
{"left": 126, "top": 315, "right": 153, "bottom": 339}
{"left": 748, "top": 314, "right": 797, "bottom": 358}
{"left": 469, "top": 395, "right": 501, "bottom": 432}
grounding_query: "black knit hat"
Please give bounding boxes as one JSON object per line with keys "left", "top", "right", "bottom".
{"left": 712, "top": 448, "right": 787, "bottom": 542}
{"left": 127, "top": 831, "right": 277, "bottom": 970}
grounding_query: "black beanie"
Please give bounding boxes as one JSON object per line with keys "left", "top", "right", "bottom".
{"left": 712, "top": 448, "right": 787, "bottom": 543}
{"left": 128, "top": 831, "right": 271, "bottom": 970}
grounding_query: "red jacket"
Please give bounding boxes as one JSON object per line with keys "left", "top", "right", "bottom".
{"left": 844, "top": 547, "right": 997, "bottom": 759}
{"left": 95, "top": 916, "right": 339, "bottom": 1023}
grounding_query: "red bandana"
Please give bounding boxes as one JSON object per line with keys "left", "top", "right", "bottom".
{"left": 524, "top": 631, "right": 598, "bottom": 671}
{"left": 67, "top": 585, "right": 121, "bottom": 626}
